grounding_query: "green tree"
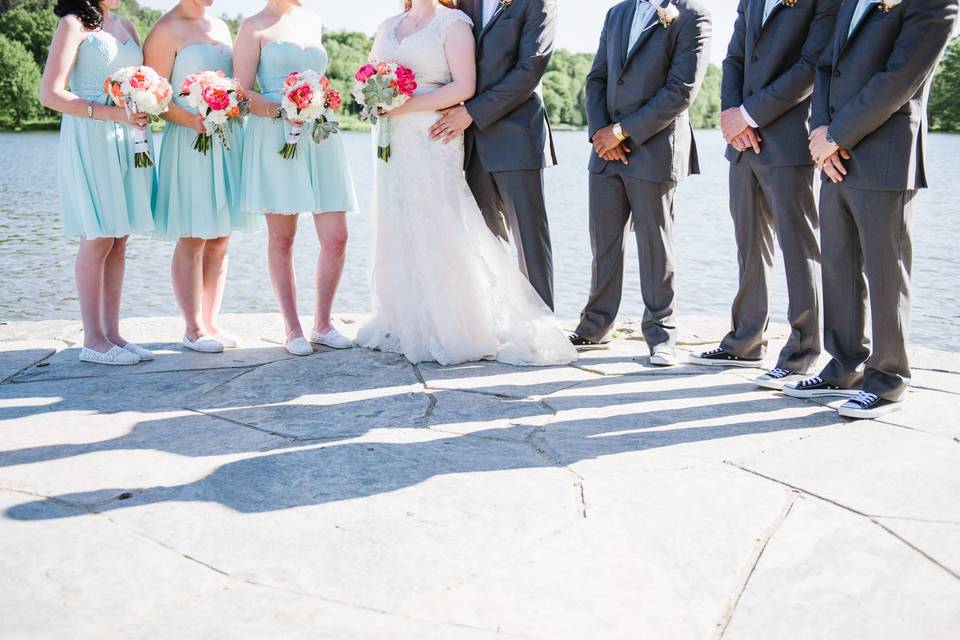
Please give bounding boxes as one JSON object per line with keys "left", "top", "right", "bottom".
{"left": 0, "top": 34, "right": 42, "bottom": 127}
{"left": 0, "top": 6, "right": 59, "bottom": 66}
{"left": 323, "top": 30, "right": 374, "bottom": 116}
{"left": 689, "top": 63, "right": 721, "bottom": 129}
{"left": 930, "top": 38, "right": 960, "bottom": 132}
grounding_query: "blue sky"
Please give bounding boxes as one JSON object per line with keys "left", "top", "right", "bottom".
{"left": 142, "top": 0, "right": 740, "bottom": 62}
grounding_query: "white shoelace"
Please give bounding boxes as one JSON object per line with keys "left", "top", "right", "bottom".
{"left": 768, "top": 368, "right": 791, "bottom": 379}
{"left": 849, "top": 391, "right": 879, "bottom": 408}
{"left": 797, "top": 376, "right": 824, "bottom": 388}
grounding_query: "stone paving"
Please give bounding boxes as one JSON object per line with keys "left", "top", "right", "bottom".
{"left": 0, "top": 313, "right": 958, "bottom": 639}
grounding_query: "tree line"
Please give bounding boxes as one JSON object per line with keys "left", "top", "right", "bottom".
{"left": 0, "top": 0, "right": 956, "bottom": 133}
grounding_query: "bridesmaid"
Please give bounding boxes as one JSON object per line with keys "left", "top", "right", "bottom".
{"left": 234, "top": 0, "right": 358, "bottom": 356}
{"left": 144, "top": 0, "right": 256, "bottom": 353}
{"left": 40, "top": 0, "right": 156, "bottom": 366}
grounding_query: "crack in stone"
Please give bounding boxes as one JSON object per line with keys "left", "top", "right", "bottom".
{"left": 716, "top": 491, "right": 799, "bottom": 639}
{"left": 194, "top": 367, "right": 259, "bottom": 399}
{"left": 0, "top": 350, "right": 58, "bottom": 385}
{"left": 9, "top": 360, "right": 290, "bottom": 385}
{"left": 725, "top": 462, "right": 960, "bottom": 581}
{"left": 185, "top": 407, "right": 293, "bottom": 440}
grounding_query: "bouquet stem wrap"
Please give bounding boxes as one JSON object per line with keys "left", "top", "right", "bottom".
{"left": 131, "top": 125, "right": 153, "bottom": 168}
{"left": 280, "top": 122, "right": 303, "bottom": 160}
{"left": 377, "top": 117, "right": 392, "bottom": 163}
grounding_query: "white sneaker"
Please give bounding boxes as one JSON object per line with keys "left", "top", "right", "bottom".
{"left": 182, "top": 335, "right": 225, "bottom": 353}
{"left": 838, "top": 391, "right": 904, "bottom": 419}
{"left": 310, "top": 328, "right": 353, "bottom": 350}
{"left": 754, "top": 368, "right": 803, "bottom": 391}
{"left": 121, "top": 342, "right": 154, "bottom": 362}
{"left": 649, "top": 345, "right": 679, "bottom": 367}
{"left": 79, "top": 345, "right": 140, "bottom": 366}
{"left": 212, "top": 332, "right": 240, "bottom": 349}
{"left": 286, "top": 337, "right": 314, "bottom": 356}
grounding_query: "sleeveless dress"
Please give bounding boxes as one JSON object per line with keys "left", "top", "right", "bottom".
{"left": 239, "top": 39, "right": 358, "bottom": 215}
{"left": 356, "top": 8, "right": 577, "bottom": 367}
{"left": 58, "top": 31, "right": 156, "bottom": 239}
{"left": 153, "top": 43, "right": 257, "bottom": 240}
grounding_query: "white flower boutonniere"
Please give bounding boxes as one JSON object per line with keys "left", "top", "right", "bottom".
{"left": 781, "top": 0, "right": 799, "bottom": 8}
{"left": 879, "top": 0, "right": 902, "bottom": 12}
{"left": 499, "top": 0, "right": 513, "bottom": 11}
{"left": 657, "top": 1, "right": 680, "bottom": 28}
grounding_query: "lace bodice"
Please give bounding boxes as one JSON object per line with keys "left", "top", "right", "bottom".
{"left": 170, "top": 43, "right": 233, "bottom": 109}
{"left": 372, "top": 7, "right": 473, "bottom": 93}
{"left": 257, "top": 40, "right": 329, "bottom": 101}
{"left": 70, "top": 31, "right": 143, "bottom": 103}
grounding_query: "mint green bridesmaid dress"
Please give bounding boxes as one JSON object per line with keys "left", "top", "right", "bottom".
{"left": 153, "top": 43, "right": 259, "bottom": 240}
{"left": 58, "top": 30, "right": 156, "bottom": 238}
{"left": 239, "top": 40, "right": 358, "bottom": 215}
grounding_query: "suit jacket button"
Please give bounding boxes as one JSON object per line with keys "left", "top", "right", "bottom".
{"left": 614, "top": 110, "right": 621, "bottom": 116}
{"left": 834, "top": 69, "right": 842, "bottom": 78}
{"left": 617, "top": 79, "right": 624, "bottom": 85}
{"left": 751, "top": 55, "right": 759, "bottom": 62}
{"left": 829, "top": 107, "right": 836, "bottom": 114}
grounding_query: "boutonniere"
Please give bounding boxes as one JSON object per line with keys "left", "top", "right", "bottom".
{"left": 657, "top": 1, "right": 680, "bottom": 28}
{"left": 781, "top": 0, "right": 799, "bottom": 7}
{"left": 499, "top": 0, "right": 512, "bottom": 11}
{"left": 878, "top": 0, "right": 902, "bottom": 13}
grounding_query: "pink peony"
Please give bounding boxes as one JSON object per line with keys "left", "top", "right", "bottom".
{"left": 288, "top": 84, "right": 314, "bottom": 110}
{"left": 326, "top": 88, "right": 342, "bottom": 111}
{"left": 394, "top": 66, "right": 417, "bottom": 96}
{"left": 284, "top": 71, "right": 303, "bottom": 87}
{"left": 355, "top": 64, "right": 376, "bottom": 83}
{"left": 203, "top": 86, "right": 231, "bottom": 111}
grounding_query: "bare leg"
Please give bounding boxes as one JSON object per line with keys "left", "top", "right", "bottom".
{"left": 312, "top": 212, "right": 347, "bottom": 335}
{"left": 201, "top": 236, "right": 230, "bottom": 335}
{"left": 76, "top": 237, "right": 116, "bottom": 352}
{"left": 103, "top": 236, "right": 130, "bottom": 347}
{"left": 266, "top": 214, "right": 304, "bottom": 341}
{"left": 171, "top": 237, "right": 208, "bottom": 341}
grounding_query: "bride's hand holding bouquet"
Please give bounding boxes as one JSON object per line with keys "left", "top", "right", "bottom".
{"left": 352, "top": 61, "right": 417, "bottom": 162}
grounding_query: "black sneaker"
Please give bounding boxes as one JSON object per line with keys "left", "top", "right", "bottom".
{"left": 754, "top": 368, "right": 804, "bottom": 390}
{"left": 838, "top": 391, "right": 904, "bottom": 419}
{"left": 783, "top": 376, "right": 857, "bottom": 399}
{"left": 689, "top": 347, "right": 763, "bottom": 368}
{"left": 568, "top": 333, "right": 609, "bottom": 350}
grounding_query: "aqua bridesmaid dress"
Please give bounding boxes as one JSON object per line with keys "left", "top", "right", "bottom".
{"left": 153, "top": 43, "right": 258, "bottom": 240}
{"left": 239, "top": 40, "right": 358, "bottom": 215}
{"left": 58, "top": 31, "right": 156, "bottom": 238}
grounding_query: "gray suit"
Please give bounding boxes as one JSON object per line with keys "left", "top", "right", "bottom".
{"left": 718, "top": 0, "right": 841, "bottom": 373}
{"left": 812, "top": 0, "right": 958, "bottom": 400}
{"left": 575, "top": 0, "right": 712, "bottom": 346}
{"left": 460, "top": 0, "right": 559, "bottom": 310}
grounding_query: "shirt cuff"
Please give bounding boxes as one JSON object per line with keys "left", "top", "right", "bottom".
{"left": 740, "top": 105, "right": 759, "bottom": 129}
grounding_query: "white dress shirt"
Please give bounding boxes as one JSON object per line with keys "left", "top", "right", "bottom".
{"left": 482, "top": 0, "right": 499, "bottom": 27}
{"left": 628, "top": 0, "right": 659, "bottom": 51}
{"left": 848, "top": 0, "right": 877, "bottom": 37}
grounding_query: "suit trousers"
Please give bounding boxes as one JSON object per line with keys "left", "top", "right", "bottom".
{"left": 720, "top": 157, "right": 822, "bottom": 372}
{"left": 575, "top": 167, "right": 678, "bottom": 347}
{"left": 466, "top": 148, "right": 555, "bottom": 310}
{"left": 818, "top": 182, "right": 915, "bottom": 401}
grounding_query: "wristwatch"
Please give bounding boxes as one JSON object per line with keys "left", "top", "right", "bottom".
{"left": 825, "top": 129, "right": 836, "bottom": 146}
{"left": 612, "top": 122, "right": 627, "bottom": 142}
{"left": 87, "top": 102, "right": 94, "bottom": 119}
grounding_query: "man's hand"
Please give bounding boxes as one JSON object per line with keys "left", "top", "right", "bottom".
{"left": 720, "top": 107, "right": 750, "bottom": 143}
{"left": 592, "top": 123, "right": 624, "bottom": 156}
{"left": 601, "top": 142, "right": 631, "bottom": 165}
{"left": 809, "top": 126, "right": 840, "bottom": 166}
{"left": 429, "top": 105, "right": 474, "bottom": 144}
{"left": 819, "top": 149, "right": 851, "bottom": 184}
{"left": 732, "top": 127, "right": 761, "bottom": 154}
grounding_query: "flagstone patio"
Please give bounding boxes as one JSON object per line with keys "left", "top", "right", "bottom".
{"left": 1, "top": 314, "right": 957, "bottom": 639}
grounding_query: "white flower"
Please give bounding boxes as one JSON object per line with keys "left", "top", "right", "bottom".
{"left": 880, "top": 0, "right": 902, "bottom": 10}
{"left": 658, "top": 2, "right": 680, "bottom": 27}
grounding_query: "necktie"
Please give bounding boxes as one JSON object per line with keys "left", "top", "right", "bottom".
{"left": 848, "top": 0, "right": 876, "bottom": 37}
{"left": 628, "top": 1, "right": 655, "bottom": 51}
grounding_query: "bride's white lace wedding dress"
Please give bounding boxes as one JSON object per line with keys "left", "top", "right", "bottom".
{"left": 356, "top": 7, "right": 577, "bottom": 367}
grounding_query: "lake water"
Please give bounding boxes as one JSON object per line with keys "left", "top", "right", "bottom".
{"left": 0, "top": 129, "right": 957, "bottom": 351}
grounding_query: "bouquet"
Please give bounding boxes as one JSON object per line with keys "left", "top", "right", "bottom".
{"left": 103, "top": 66, "right": 172, "bottom": 168}
{"left": 277, "top": 70, "right": 342, "bottom": 160}
{"left": 352, "top": 61, "right": 417, "bottom": 162}
{"left": 178, "top": 70, "right": 248, "bottom": 155}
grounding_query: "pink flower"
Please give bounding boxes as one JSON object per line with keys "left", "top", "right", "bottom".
{"left": 288, "top": 84, "right": 314, "bottom": 110}
{"left": 355, "top": 64, "right": 376, "bottom": 83}
{"left": 284, "top": 71, "right": 303, "bottom": 87}
{"left": 203, "top": 86, "right": 231, "bottom": 111}
{"left": 376, "top": 62, "right": 392, "bottom": 76}
{"left": 326, "top": 88, "right": 342, "bottom": 111}
{"left": 394, "top": 65, "right": 417, "bottom": 96}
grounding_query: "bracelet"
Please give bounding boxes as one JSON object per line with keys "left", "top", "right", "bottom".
{"left": 271, "top": 104, "right": 282, "bottom": 120}
{"left": 87, "top": 102, "right": 95, "bottom": 119}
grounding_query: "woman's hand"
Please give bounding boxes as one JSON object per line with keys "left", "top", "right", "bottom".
{"left": 286, "top": 118, "right": 304, "bottom": 128}
{"left": 115, "top": 107, "right": 150, "bottom": 129}
{"left": 189, "top": 113, "right": 206, "bottom": 135}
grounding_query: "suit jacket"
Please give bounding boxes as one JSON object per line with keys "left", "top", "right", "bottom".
{"left": 812, "top": 0, "right": 958, "bottom": 190}
{"left": 722, "top": 0, "right": 842, "bottom": 165}
{"left": 586, "top": 0, "right": 712, "bottom": 183}
{"left": 460, "top": 0, "right": 558, "bottom": 172}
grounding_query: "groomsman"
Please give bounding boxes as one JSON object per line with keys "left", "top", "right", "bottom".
{"left": 690, "top": 0, "right": 841, "bottom": 388}
{"left": 570, "top": 0, "right": 711, "bottom": 366}
{"left": 785, "top": 0, "right": 958, "bottom": 418}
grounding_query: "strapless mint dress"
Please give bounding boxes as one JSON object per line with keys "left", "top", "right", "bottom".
{"left": 153, "top": 43, "right": 259, "bottom": 240}
{"left": 58, "top": 31, "right": 156, "bottom": 238}
{"left": 239, "top": 40, "right": 358, "bottom": 215}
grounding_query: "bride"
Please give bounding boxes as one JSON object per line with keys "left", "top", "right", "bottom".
{"left": 356, "top": 0, "right": 576, "bottom": 367}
